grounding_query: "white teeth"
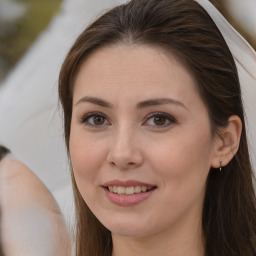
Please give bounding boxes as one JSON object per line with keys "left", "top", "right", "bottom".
{"left": 108, "top": 185, "right": 153, "bottom": 195}
{"left": 126, "top": 186, "right": 134, "bottom": 195}
{"left": 142, "top": 186, "right": 147, "bottom": 192}
{"left": 117, "top": 186, "right": 126, "bottom": 194}
{"left": 134, "top": 186, "right": 141, "bottom": 193}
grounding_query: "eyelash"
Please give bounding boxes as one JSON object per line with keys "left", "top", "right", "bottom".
{"left": 80, "top": 112, "right": 176, "bottom": 129}
{"left": 80, "top": 112, "right": 109, "bottom": 128}
{"left": 144, "top": 112, "right": 176, "bottom": 128}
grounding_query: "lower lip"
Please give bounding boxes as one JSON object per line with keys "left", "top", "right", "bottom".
{"left": 103, "top": 187, "right": 156, "bottom": 206}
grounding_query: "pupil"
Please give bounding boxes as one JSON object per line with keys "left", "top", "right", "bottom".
{"left": 94, "top": 116, "right": 104, "bottom": 125}
{"left": 154, "top": 117, "right": 165, "bottom": 125}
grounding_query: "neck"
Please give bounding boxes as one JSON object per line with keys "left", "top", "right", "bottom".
{"left": 111, "top": 217, "right": 204, "bottom": 256}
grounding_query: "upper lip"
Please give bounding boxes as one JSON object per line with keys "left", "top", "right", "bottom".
{"left": 102, "top": 179, "right": 156, "bottom": 187}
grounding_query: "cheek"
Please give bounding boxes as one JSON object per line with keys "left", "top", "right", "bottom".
{"left": 149, "top": 128, "right": 213, "bottom": 198}
{"left": 146, "top": 133, "right": 212, "bottom": 225}
{"left": 69, "top": 126, "right": 107, "bottom": 194}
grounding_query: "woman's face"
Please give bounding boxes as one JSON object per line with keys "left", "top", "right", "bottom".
{"left": 70, "top": 44, "right": 217, "bottom": 238}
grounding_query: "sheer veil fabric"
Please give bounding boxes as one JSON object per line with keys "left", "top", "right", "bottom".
{"left": 0, "top": 0, "right": 255, "bottom": 234}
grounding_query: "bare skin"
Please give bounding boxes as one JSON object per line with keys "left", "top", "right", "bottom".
{"left": 0, "top": 157, "right": 71, "bottom": 256}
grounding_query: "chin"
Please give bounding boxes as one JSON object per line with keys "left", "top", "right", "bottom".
{"left": 101, "top": 216, "right": 155, "bottom": 238}
{"left": 111, "top": 227, "right": 150, "bottom": 238}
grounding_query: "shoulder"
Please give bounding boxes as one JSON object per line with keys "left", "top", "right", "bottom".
{"left": 0, "top": 157, "right": 38, "bottom": 185}
{"left": 0, "top": 157, "right": 71, "bottom": 256}
{"left": 0, "top": 158, "right": 59, "bottom": 213}
{"left": 0, "top": 157, "right": 25, "bottom": 179}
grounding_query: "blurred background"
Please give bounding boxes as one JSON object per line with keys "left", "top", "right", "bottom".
{"left": 0, "top": 0, "right": 255, "bottom": 83}
{"left": 0, "top": 0, "right": 62, "bottom": 82}
{"left": 211, "top": 0, "right": 256, "bottom": 49}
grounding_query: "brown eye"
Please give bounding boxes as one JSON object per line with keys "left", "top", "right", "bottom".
{"left": 154, "top": 116, "right": 166, "bottom": 126}
{"left": 81, "top": 112, "right": 109, "bottom": 127}
{"left": 93, "top": 116, "right": 105, "bottom": 125}
{"left": 144, "top": 112, "right": 176, "bottom": 128}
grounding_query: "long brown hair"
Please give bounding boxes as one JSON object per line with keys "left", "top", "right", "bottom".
{"left": 58, "top": 0, "right": 256, "bottom": 255}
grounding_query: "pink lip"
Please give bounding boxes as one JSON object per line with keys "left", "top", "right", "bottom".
{"left": 102, "top": 179, "right": 157, "bottom": 206}
{"left": 102, "top": 179, "right": 156, "bottom": 187}
{"left": 103, "top": 188, "right": 156, "bottom": 206}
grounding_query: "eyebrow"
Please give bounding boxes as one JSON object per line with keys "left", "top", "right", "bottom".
{"left": 75, "top": 97, "right": 113, "bottom": 108}
{"left": 75, "top": 96, "right": 188, "bottom": 110}
{"left": 137, "top": 98, "right": 188, "bottom": 110}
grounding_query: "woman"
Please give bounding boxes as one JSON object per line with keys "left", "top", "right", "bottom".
{"left": 58, "top": 0, "right": 256, "bottom": 255}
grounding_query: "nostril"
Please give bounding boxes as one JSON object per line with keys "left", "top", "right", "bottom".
{"left": 128, "top": 162, "right": 136, "bottom": 165}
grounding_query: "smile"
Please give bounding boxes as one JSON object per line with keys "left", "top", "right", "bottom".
{"left": 102, "top": 180, "right": 157, "bottom": 206}
{"left": 107, "top": 185, "right": 154, "bottom": 195}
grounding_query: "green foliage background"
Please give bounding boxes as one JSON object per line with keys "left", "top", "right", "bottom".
{"left": 0, "top": 0, "right": 62, "bottom": 82}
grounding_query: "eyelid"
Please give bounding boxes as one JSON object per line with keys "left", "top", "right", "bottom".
{"left": 143, "top": 112, "right": 177, "bottom": 127}
{"left": 80, "top": 112, "right": 110, "bottom": 127}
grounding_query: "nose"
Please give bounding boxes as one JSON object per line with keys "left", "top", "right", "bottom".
{"left": 106, "top": 127, "right": 144, "bottom": 170}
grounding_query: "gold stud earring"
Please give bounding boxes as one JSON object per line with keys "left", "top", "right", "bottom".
{"left": 219, "top": 161, "right": 223, "bottom": 171}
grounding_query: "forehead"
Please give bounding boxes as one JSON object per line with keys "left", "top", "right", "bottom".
{"left": 73, "top": 44, "right": 200, "bottom": 106}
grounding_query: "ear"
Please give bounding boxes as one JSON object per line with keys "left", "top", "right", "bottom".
{"left": 211, "top": 115, "right": 242, "bottom": 168}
